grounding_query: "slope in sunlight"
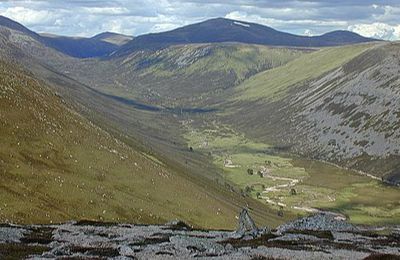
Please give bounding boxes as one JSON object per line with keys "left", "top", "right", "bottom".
{"left": 228, "top": 42, "right": 400, "bottom": 183}
{"left": 0, "top": 59, "right": 289, "bottom": 229}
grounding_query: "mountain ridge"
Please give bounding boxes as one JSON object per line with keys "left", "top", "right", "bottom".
{"left": 113, "top": 17, "right": 378, "bottom": 56}
{"left": 0, "top": 15, "right": 126, "bottom": 58}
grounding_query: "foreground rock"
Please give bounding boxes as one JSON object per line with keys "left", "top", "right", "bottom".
{"left": 0, "top": 214, "right": 399, "bottom": 259}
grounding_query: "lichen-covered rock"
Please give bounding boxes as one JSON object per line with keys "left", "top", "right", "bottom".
{"left": 236, "top": 208, "right": 258, "bottom": 235}
{"left": 0, "top": 217, "right": 398, "bottom": 259}
{"left": 277, "top": 213, "right": 358, "bottom": 233}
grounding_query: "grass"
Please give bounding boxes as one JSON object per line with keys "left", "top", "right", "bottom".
{"left": 236, "top": 43, "right": 376, "bottom": 101}
{"left": 62, "top": 43, "right": 307, "bottom": 107}
{"left": 0, "top": 59, "right": 286, "bottom": 230}
{"left": 183, "top": 119, "right": 400, "bottom": 225}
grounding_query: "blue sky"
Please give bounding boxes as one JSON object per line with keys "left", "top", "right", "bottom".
{"left": 1, "top": 0, "right": 400, "bottom": 39}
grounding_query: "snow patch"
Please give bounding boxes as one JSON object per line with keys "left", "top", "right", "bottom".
{"left": 233, "top": 21, "right": 250, "bottom": 28}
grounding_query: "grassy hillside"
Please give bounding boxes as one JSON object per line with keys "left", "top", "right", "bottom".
{"left": 227, "top": 42, "right": 400, "bottom": 182}
{"left": 0, "top": 59, "right": 291, "bottom": 229}
{"left": 235, "top": 43, "right": 375, "bottom": 101}
{"left": 60, "top": 43, "right": 307, "bottom": 107}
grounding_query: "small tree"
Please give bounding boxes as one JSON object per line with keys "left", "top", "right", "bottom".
{"left": 257, "top": 171, "right": 263, "bottom": 178}
{"left": 245, "top": 186, "right": 253, "bottom": 196}
{"left": 256, "top": 192, "right": 261, "bottom": 199}
{"left": 290, "top": 188, "right": 297, "bottom": 196}
{"left": 247, "top": 168, "right": 254, "bottom": 175}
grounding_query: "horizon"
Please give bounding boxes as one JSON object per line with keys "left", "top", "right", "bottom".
{"left": 0, "top": 15, "right": 382, "bottom": 40}
{"left": 0, "top": 1, "right": 399, "bottom": 40}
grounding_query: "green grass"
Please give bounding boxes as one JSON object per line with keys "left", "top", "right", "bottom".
{"left": 183, "top": 119, "right": 400, "bottom": 225}
{"left": 0, "top": 60, "right": 286, "bottom": 230}
{"left": 236, "top": 43, "right": 376, "bottom": 101}
{"left": 63, "top": 43, "right": 307, "bottom": 108}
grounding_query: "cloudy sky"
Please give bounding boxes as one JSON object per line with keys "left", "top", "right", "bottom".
{"left": 1, "top": 0, "right": 400, "bottom": 40}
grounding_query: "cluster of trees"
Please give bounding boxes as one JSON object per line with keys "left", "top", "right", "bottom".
{"left": 247, "top": 168, "right": 263, "bottom": 177}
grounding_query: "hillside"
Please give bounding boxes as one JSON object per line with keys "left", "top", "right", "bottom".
{"left": 114, "top": 18, "right": 376, "bottom": 56}
{"left": 0, "top": 15, "right": 399, "bottom": 228}
{"left": 228, "top": 42, "right": 400, "bottom": 183}
{"left": 0, "top": 58, "right": 291, "bottom": 229}
{"left": 59, "top": 43, "right": 309, "bottom": 107}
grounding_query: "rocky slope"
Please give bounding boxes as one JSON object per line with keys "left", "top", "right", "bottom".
{"left": 229, "top": 42, "right": 400, "bottom": 183}
{"left": 290, "top": 42, "right": 400, "bottom": 181}
{"left": 0, "top": 212, "right": 399, "bottom": 259}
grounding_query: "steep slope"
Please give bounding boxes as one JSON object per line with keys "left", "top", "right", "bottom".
{"left": 0, "top": 16, "right": 294, "bottom": 229}
{"left": 0, "top": 59, "right": 290, "bottom": 228}
{"left": 235, "top": 43, "right": 375, "bottom": 101}
{"left": 114, "top": 18, "right": 376, "bottom": 56}
{"left": 228, "top": 42, "right": 400, "bottom": 183}
{"left": 0, "top": 15, "right": 120, "bottom": 58}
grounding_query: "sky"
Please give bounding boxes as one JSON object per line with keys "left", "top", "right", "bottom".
{"left": 0, "top": 0, "right": 400, "bottom": 40}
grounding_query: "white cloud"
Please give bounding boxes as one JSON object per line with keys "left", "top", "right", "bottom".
{"left": 1, "top": 6, "right": 59, "bottom": 26}
{"left": 348, "top": 23, "right": 400, "bottom": 40}
{"left": 225, "top": 11, "right": 348, "bottom": 35}
{"left": 0, "top": 0, "right": 400, "bottom": 39}
{"left": 83, "top": 7, "right": 130, "bottom": 15}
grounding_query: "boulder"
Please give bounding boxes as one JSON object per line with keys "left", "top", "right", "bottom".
{"left": 236, "top": 208, "right": 258, "bottom": 235}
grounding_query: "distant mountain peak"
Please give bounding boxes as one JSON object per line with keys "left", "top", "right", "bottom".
{"left": 0, "top": 15, "right": 129, "bottom": 57}
{"left": 113, "top": 18, "right": 377, "bottom": 57}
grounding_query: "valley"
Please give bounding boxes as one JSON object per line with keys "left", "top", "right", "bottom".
{"left": 183, "top": 119, "right": 400, "bottom": 225}
{"left": 0, "top": 15, "right": 399, "bottom": 232}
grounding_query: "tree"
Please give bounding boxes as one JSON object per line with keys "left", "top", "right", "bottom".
{"left": 290, "top": 188, "right": 297, "bottom": 196}
{"left": 245, "top": 186, "right": 253, "bottom": 195}
{"left": 247, "top": 168, "right": 254, "bottom": 175}
{"left": 257, "top": 171, "right": 263, "bottom": 178}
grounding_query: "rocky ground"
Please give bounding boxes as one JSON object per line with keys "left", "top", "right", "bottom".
{"left": 0, "top": 211, "right": 399, "bottom": 259}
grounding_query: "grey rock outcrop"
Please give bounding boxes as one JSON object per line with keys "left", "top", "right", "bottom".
{"left": 0, "top": 213, "right": 399, "bottom": 259}
{"left": 236, "top": 208, "right": 258, "bottom": 235}
{"left": 277, "top": 213, "right": 358, "bottom": 233}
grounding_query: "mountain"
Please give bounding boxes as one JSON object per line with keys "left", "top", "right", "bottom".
{"left": 228, "top": 42, "right": 400, "bottom": 184}
{"left": 114, "top": 18, "right": 377, "bottom": 56}
{"left": 0, "top": 16, "right": 287, "bottom": 228}
{"left": 0, "top": 15, "right": 126, "bottom": 58}
{"left": 0, "top": 15, "right": 399, "bottom": 227}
